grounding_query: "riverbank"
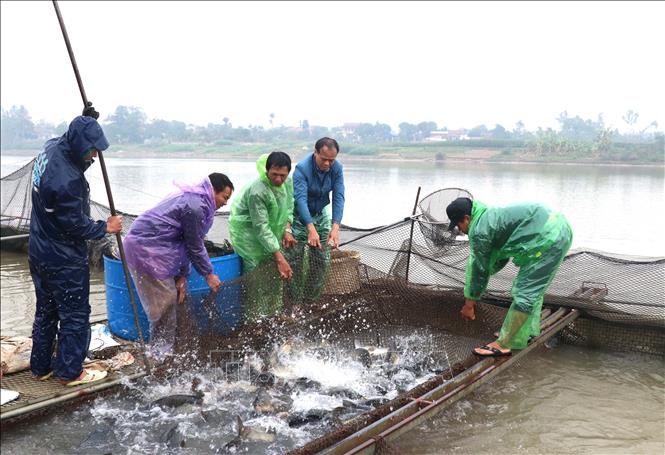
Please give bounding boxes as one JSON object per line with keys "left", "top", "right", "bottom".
{"left": 3, "top": 142, "right": 664, "bottom": 168}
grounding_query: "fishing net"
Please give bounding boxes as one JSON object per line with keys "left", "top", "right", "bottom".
{"left": 2, "top": 157, "right": 664, "bottom": 452}
{"left": 417, "top": 187, "right": 473, "bottom": 252}
{"left": 2, "top": 158, "right": 663, "bottom": 343}
{"left": 0, "top": 159, "right": 33, "bottom": 237}
{"left": 1, "top": 157, "right": 136, "bottom": 263}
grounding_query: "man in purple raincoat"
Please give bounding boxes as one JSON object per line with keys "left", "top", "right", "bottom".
{"left": 123, "top": 173, "right": 234, "bottom": 361}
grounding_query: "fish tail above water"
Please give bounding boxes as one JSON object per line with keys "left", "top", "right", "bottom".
{"left": 236, "top": 415, "right": 244, "bottom": 437}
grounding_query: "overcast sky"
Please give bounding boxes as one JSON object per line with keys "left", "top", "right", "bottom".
{"left": 1, "top": 1, "right": 663, "bottom": 132}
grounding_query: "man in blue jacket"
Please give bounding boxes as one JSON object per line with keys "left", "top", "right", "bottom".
{"left": 29, "top": 115, "right": 123, "bottom": 386}
{"left": 287, "top": 137, "right": 345, "bottom": 305}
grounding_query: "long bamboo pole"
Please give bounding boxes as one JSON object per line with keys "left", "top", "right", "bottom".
{"left": 51, "top": 0, "right": 151, "bottom": 373}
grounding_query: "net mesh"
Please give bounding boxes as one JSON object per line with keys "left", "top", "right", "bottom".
{"left": 2, "top": 158, "right": 664, "bottom": 451}
{"left": 2, "top": 158, "right": 664, "bottom": 333}
{"left": 417, "top": 187, "right": 473, "bottom": 252}
{"left": 0, "top": 158, "right": 34, "bottom": 236}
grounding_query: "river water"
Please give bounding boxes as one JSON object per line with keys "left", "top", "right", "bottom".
{"left": 1, "top": 154, "right": 664, "bottom": 454}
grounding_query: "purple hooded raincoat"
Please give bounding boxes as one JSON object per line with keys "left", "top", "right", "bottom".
{"left": 124, "top": 178, "right": 216, "bottom": 280}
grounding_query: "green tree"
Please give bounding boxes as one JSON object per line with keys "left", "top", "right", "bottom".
{"left": 146, "top": 119, "right": 189, "bottom": 142}
{"left": 33, "top": 120, "right": 58, "bottom": 141}
{"left": 513, "top": 120, "right": 525, "bottom": 137}
{"left": 355, "top": 123, "right": 375, "bottom": 143}
{"left": 640, "top": 120, "right": 658, "bottom": 135}
{"left": 0, "top": 105, "right": 36, "bottom": 148}
{"left": 310, "top": 125, "right": 330, "bottom": 140}
{"left": 556, "top": 111, "right": 603, "bottom": 141}
{"left": 374, "top": 123, "right": 393, "bottom": 142}
{"left": 467, "top": 124, "right": 488, "bottom": 138}
{"left": 654, "top": 133, "right": 664, "bottom": 153}
{"left": 398, "top": 122, "right": 418, "bottom": 142}
{"left": 354, "top": 122, "right": 393, "bottom": 143}
{"left": 230, "top": 127, "right": 251, "bottom": 142}
{"left": 417, "top": 121, "right": 437, "bottom": 141}
{"left": 490, "top": 124, "right": 510, "bottom": 139}
{"left": 105, "top": 106, "right": 147, "bottom": 144}
{"left": 622, "top": 110, "right": 639, "bottom": 130}
{"left": 592, "top": 128, "right": 615, "bottom": 158}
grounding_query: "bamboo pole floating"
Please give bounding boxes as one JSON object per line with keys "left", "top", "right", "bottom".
{"left": 51, "top": 0, "right": 151, "bottom": 374}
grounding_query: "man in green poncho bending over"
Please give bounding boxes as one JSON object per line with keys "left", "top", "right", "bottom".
{"left": 446, "top": 197, "right": 573, "bottom": 356}
{"left": 228, "top": 151, "right": 296, "bottom": 323}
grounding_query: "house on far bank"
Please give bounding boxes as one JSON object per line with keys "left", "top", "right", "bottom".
{"left": 340, "top": 123, "right": 362, "bottom": 136}
{"left": 425, "top": 129, "right": 469, "bottom": 142}
{"left": 338, "top": 123, "right": 362, "bottom": 143}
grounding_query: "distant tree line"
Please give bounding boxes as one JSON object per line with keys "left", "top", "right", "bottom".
{"left": 1, "top": 104, "right": 662, "bottom": 162}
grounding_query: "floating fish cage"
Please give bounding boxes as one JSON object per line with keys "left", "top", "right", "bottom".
{"left": 2, "top": 161, "right": 663, "bottom": 452}
{"left": 178, "top": 217, "right": 664, "bottom": 454}
{"left": 2, "top": 219, "right": 664, "bottom": 451}
{"left": 135, "top": 226, "right": 652, "bottom": 454}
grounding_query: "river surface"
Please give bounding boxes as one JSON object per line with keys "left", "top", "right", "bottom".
{"left": 1, "top": 154, "right": 664, "bottom": 454}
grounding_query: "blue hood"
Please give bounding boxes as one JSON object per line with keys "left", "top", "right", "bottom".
{"left": 29, "top": 116, "right": 109, "bottom": 266}
{"left": 60, "top": 116, "right": 109, "bottom": 169}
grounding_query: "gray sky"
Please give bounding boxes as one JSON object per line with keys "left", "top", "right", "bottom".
{"left": 1, "top": 1, "right": 663, "bottom": 132}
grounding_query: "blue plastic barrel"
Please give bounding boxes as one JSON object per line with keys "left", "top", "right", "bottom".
{"left": 103, "top": 253, "right": 242, "bottom": 341}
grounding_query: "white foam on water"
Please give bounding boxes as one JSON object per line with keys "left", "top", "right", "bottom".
{"left": 290, "top": 391, "right": 344, "bottom": 413}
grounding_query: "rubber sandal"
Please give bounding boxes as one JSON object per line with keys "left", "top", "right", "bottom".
{"left": 61, "top": 368, "right": 108, "bottom": 387}
{"left": 33, "top": 371, "right": 53, "bottom": 381}
{"left": 473, "top": 344, "right": 512, "bottom": 357}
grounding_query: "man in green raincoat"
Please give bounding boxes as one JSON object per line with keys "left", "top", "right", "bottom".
{"left": 446, "top": 197, "right": 573, "bottom": 356}
{"left": 228, "top": 151, "right": 296, "bottom": 322}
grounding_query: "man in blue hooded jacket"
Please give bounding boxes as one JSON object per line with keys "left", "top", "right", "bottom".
{"left": 29, "top": 115, "right": 123, "bottom": 386}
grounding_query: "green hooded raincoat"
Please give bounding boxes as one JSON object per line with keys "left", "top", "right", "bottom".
{"left": 465, "top": 201, "right": 573, "bottom": 349}
{"left": 228, "top": 154, "right": 294, "bottom": 321}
